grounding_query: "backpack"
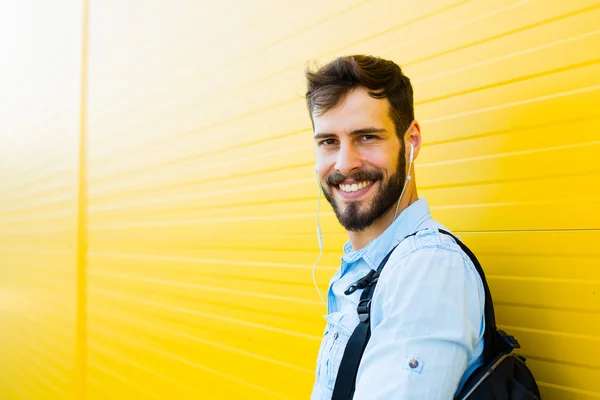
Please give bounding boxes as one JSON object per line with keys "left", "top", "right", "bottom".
{"left": 331, "top": 229, "right": 541, "bottom": 400}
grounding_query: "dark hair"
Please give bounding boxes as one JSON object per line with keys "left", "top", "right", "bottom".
{"left": 305, "top": 55, "right": 414, "bottom": 140}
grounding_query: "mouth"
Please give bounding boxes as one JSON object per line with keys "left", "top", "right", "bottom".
{"left": 334, "top": 180, "right": 375, "bottom": 199}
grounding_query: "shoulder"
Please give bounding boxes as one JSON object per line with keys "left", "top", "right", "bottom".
{"left": 378, "top": 227, "right": 485, "bottom": 306}
{"left": 372, "top": 227, "right": 486, "bottom": 331}
{"left": 391, "top": 227, "right": 473, "bottom": 266}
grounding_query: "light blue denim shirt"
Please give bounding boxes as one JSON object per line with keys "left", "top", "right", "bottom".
{"left": 311, "top": 198, "right": 485, "bottom": 400}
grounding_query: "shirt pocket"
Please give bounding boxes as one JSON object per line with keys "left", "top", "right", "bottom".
{"left": 322, "top": 311, "right": 359, "bottom": 392}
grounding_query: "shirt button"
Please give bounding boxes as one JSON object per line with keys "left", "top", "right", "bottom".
{"left": 408, "top": 359, "right": 419, "bottom": 369}
{"left": 333, "top": 332, "right": 339, "bottom": 340}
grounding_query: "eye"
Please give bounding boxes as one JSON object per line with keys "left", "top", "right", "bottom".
{"left": 319, "top": 138, "right": 337, "bottom": 146}
{"left": 360, "top": 135, "right": 377, "bottom": 142}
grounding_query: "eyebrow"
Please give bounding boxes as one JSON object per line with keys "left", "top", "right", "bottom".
{"left": 313, "top": 127, "right": 388, "bottom": 140}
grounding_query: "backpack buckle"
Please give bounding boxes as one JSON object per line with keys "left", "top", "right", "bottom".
{"left": 357, "top": 299, "right": 372, "bottom": 322}
{"left": 344, "top": 270, "right": 377, "bottom": 295}
{"left": 497, "top": 330, "right": 520, "bottom": 353}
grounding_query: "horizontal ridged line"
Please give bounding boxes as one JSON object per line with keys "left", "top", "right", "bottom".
{"left": 89, "top": 210, "right": 323, "bottom": 227}
{"left": 0, "top": 327, "right": 71, "bottom": 370}
{"left": 87, "top": 363, "right": 162, "bottom": 400}
{"left": 91, "top": 96, "right": 301, "bottom": 166}
{"left": 88, "top": 338, "right": 208, "bottom": 397}
{"left": 489, "top": 275, "right": 600, "bottom": 285}
{"left": 420, "top": 166, "right": 600, "bottom": 191}
{"left": 414, "top": 28, "right": 600, "bottom": 86}
{"left": 336, "top": 0, "right": 521, "bottom": 62}
{"left": 536, "top": 381, "right": 600, "bottom": 398}
{"left": 90, "top": 270, "right": 323, "bottom": 305}
{"left": 91, "top": 308, "right": 314, "bottom": 374}
{"left": 495, "top": 301, "right": 600, "bottom": 315}
{"left": 523, "top": 354, "right": 600, "bottom": 373}
{"left": 0, "top": 194, "right": 73, "bottom": 214}
{"left": 499, "top": 324, "right": 600, "bottom": 344}
{"left": 0, "top": 166, "right": 71, "bottom": 194}
{"left": 12, "top": 314, "right": 74, "bottom": 352}
{"left": 90, "top": 0, "right": 374, "bottom": 130}
{"left": 89, "top": 255, "right": 336, "bottom": 278}
{"left": 88, "top": 329, "right": 293, "bottom": 399}
{"left": 0, "top": 328, "right": 70, "bottom": 387}
{"left": 89, "top": 250, "right": 336, "bottom": 271}
{"left": 0, "top": 342, "right": 65, "bottom": 398}
{"left": 89, "top": 196, "right": 317, "bottom": 216}
{"left": 0, "top": 354, "right": 42, "bottom": 398}
{"left": 90, "top": 295, "right": 321, "bottom": 335}
{"left": 0, "top": 246, "right": 72, "bottom": 255}
{"left": 422, "top": 84, "right": 600, "bottom": 124}
{"left": 416, "top": 56, "right": 600, "bottom": 106}
{"left": 422, "top": 141, "right": 600, "bottom": 168}
{"left": 90, "top": 286, "right": 321, "bottom": 319}
{"left": 0, "top": 210, "right": 74, "bottom": 223}
{"left": 404, "top": 2, "right": 600, "bottom": 67}
{"left": 0, "top": 182, "right": 71, "bottom": 208}
{"left": 89, "top": 129, "right": 309, "bottom": 185}
{"left": 88, "top": 287, "right": 321, "bottom": 341}
{"left": 91, "top": 160, "right": 311, "bottom": 199}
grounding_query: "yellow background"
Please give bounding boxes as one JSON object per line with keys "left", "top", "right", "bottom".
{"left": 1, "top": 0, "right": 599, "bottom": 399}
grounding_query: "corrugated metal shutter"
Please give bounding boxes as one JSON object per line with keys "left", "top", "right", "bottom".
{"left": 1, "top": 0, "right": 598, "bottom": 399}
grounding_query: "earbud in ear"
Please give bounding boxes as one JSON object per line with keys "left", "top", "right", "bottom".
{"left": 409, "top": 143, "right": 414, "bottom": 164}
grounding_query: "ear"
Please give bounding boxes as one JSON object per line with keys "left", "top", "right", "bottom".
{"left": 404, "top": 121, "right": 422, "bottom": 161}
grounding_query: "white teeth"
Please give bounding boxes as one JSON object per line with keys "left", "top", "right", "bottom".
{"left": 339, "top": 181, "right": 372, "bottom": 192}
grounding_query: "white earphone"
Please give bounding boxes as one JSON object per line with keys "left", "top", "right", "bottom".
{"left": 312, "top": 142, "right": 415, "bottom": 306}
{"left": 392, "top": 142, "right": 414, "bottom": 221}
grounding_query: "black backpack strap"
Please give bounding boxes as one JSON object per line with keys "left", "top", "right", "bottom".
{"left": 332, "top": 230, "right": 422, "bottom": 400}
{"left": 437, "top": 230, "right": 519, "bottom": 363}
{"left": 437, "top": 230, "right": 498, "bottom": 364}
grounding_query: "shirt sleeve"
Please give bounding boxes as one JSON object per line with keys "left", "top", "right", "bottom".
{"left": 353, "top": 240, "right": 485, "bottom": 400}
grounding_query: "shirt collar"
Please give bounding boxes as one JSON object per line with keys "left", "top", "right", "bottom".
{"left": 342, "top": 198, "right": 432, "bottom": 270}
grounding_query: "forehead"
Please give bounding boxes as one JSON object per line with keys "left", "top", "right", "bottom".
{"left": 312, "top": 87, "right": 393, "bottom": 134}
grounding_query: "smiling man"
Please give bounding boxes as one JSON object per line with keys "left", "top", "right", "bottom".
{"left": 306, "top": 55, "right": 485, "bottom": 400}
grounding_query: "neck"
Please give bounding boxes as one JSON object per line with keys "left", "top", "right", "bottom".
{"left": 347, "top": 188, "right": 419, "bottom": 251}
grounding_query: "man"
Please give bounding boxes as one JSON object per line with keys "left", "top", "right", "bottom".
{"left": 306, "top": 55, "right": 485, "bottom": 399}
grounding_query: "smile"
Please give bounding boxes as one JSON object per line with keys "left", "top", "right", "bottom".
{"left": 338, "top": 180, "right": 373, "bottom": 192}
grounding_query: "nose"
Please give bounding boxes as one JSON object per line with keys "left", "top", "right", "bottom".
{"left": 335, "top": 142, "right": 362, "bottom": 176}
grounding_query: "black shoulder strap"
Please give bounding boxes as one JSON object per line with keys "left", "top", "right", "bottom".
{"left": 331, "top": 241, "right": 401, "bottom": 400}
{"left": 331, "top": 229, "right": 500, "bottom": 400}
{"left": 437, "top": 230, "right": 497, "bottom": 364}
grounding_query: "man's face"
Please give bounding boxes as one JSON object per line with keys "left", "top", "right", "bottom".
{"left": 313, "top": 87, "right": 406, "bottom": 231}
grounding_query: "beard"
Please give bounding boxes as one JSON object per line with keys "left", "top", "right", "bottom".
{"left": 321, "top": 150, "right": 407, "bottom": 232}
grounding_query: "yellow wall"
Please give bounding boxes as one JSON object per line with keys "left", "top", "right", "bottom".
{"left": 0, "top": 1, "right": 83, "bottom": 399}
{"left": 1, "top": 0, "right": 599, "bottom": 399}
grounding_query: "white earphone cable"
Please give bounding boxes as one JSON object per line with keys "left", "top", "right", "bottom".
{"left": 312, "top": 170, "right": 327, "bottom": 306}
{"left": 393, "top": 144, "right": 414, "bottom": 221}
